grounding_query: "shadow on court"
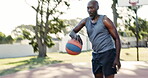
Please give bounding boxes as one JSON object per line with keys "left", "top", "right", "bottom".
{"left": 1, "top": 61, "right": 148, "bottom": 78}
{"left": 116, "top": 61, "right": 148, "bottom": 78}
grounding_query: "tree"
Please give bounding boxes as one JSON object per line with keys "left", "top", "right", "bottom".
{"left": 119, "top": 6, "right": 148, "bottom": 40}
{"left": 0, "top": 32, "right": 14, "bottom": 44}
{"left": 12, "top": 24, "right": 35, "bottom": 37}
{"left": 138, "top": 18, "right": 148, "bottom": 33}
{"left": 118, "top": 5, "right": 148, "bottom": 61}
{"left": 133, "top": 18, "right": 148, "bottom": 40}
{"left": 0, "top": 32, "right": 6, "bottom": 44}
{"left": 5, "top": 35, "right": 14, "bottom": 44}
{"left": 11, "top": 24, "right": 35, "bottom": 43}
{"left": 25, "top": 0, "right": 70, "bottom": 57}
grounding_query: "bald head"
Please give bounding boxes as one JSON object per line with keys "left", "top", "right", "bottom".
{"left": 87, "top": 0, "right": 99, "bottom": 19}
{"left": 88, "top": 0, "right": 99, "bottom": 9}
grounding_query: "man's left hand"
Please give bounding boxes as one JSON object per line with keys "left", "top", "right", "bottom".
{"left": 112, "top": 58, "right": 121, "bottom": 71}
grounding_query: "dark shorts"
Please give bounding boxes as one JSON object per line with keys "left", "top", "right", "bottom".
{"left": 92, "top": 49, "right": 117, "bottom": 76}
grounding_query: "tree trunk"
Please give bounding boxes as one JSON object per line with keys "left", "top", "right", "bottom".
{"left": 38, "top": 43, "right": 47, "bottom": 57}
{"left": 113, "top": 8, "right": 118, "bottom": 27}
{"left": 34, "top": 0, "right": 47, "bottom": 58}
{"left": 111, "top": 0, "right": 118, "bottom": 27}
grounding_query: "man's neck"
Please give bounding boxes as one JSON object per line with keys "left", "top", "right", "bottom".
{"left": 91, "top": 14, "right": 99, "bottom": 23}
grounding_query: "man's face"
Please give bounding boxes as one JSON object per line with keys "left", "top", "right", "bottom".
{"left": 87, "top": 1, "right": 98, "bottom": 19}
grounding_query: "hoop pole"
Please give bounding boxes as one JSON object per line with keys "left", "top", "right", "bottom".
{"left": 136, "top": 10, "right": 139, "bottom": 61}
{"left": 129, "top": 0, "right": 140, "bottom": 61}
{"left": 133, "top": 7, "right": 139, "bottom": 61}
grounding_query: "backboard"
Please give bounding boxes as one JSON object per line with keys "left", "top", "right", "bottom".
{"left": 118, "top": 0, "right": 148, "bottom": 7}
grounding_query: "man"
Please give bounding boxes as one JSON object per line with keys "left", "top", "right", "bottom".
{"left": 69, "top": 0, "right": 121, "bottom": 78}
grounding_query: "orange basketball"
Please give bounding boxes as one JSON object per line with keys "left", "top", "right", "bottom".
{"left": 65, "top": 39, "right": 82, "bottom": 55}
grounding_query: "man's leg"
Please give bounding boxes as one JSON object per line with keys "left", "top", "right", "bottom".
{"left": 105, "top": 74, "right": 114, "bottom": 78}
{"left": 103, "top": 49, "right": 116, "bottom": 78}
{"left": 94, "top": 73, "right": 103, "bottom": 78}
{"left": 92, "top": 52, "right": 103, "bottom": 78}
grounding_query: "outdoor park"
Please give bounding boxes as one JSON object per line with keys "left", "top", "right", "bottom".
{"left": 0, "top": 48, "right": 148, "bottom": 78}
{"left": 0, "top": 0, "right": 148, "bottom": 78}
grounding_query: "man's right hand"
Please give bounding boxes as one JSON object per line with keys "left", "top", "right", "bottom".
{"left": 69, "top": 31, "right": 83, "bottom": 45}
{"left": 75, "top": 35, "right": 83, "bottom": 45}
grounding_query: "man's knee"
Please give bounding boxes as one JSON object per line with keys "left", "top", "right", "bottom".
{"left": 105, "top": 74, "right": 114, "bottom": 78}
{"left": 94, "top": 73, "right": 103, "bottom": 78}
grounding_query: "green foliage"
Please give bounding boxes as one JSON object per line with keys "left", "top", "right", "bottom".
{"left": 21, "top": 29, "right": 37, "bottom": 52}
{"left": 128, "top": 5, "right": 142, "bottom": 11}
{"left": 137, "top": 18, "right": 148, "bottom": 32}
{"left": 131, "top": 18, "right": 148, "bottom": 39}
{"left": 0, "top": 32, "right": 6, "bottom": 44}
{"left": 5, "top": 35, "right": 14, "bottom": 44}
{"left": 44, "top": 35, "right": 55, "bottom": 48}
{"left": 118, "top": 31, "right": 134, "bottom": 37}
{"left": 140, "top": 31, "right": 148, "bottom": 40}
{"left": 29, "top": 37, "right": 38, "bottom": 52}
{"left": 12, "top": 24, "right": 35, "bottom": 38}
{"left": 48, "top": 18, "right": 67, "bottom": 34}
{"left": 0, "top": 32, "right": 14, "bottom": 44}
{"left": 113, "top": 0, "right": 117, "bottom": 3}
{"left": 0, "top": 32, "right": 5, "bottom": 37}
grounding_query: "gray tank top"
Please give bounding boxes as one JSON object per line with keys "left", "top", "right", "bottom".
{"left": 85, "top": 15, "right": 115, "bottom": 53}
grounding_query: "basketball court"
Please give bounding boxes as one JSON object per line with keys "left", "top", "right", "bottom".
{"left": 0, "top": 61, "right": 148, "bottom": 78}
{"left": 1, "top": 0, "right": 148, "bottom": 78}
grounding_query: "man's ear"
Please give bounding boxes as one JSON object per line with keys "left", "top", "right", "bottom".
{"left": 97, "top": 6, "right": 99, "bottom": 10}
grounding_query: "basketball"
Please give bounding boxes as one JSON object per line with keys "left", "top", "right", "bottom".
{"left": 65, "top": 39, "right": 82, "bottom": 55}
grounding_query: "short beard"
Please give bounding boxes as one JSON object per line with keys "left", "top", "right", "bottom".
{"left": 90, "top": 13, "right": 98, "bottom": 20}
{"left": 90, "top": 16, "right": 95, "bottom": 20}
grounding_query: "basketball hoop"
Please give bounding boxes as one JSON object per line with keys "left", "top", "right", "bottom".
{"left": 129, "top": 0, "right": 139, "bottom": 9}
{"left": 129, "top": 0, "right": 139, "bottom": 3}
{"left": 130, "top": 2, "right": 137, "bottom": 9}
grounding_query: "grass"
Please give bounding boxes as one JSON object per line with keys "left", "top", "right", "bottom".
{"left": 48, "top": 51, "right": 92, "bottom": 63}
{"left": 49, "top": 48, "right": 148, "bottom": 62}
{"left": 0, "top": 48, "right": 148, "bottom": 76}
{"left": 120, "top": 48, "right": 148, "bottom": 61}
{"left": 0, "top": 56, "right": 62, "bottom": 76}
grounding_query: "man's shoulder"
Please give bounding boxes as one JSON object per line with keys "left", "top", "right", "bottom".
{"left": 80, "top": 17, "right": 89, "bottom": 23}
{"left": 83, "top": 17, "right": 89, "bottom": 20}
{"left": 82, "top": 17, "right": 90, "bottom": 22}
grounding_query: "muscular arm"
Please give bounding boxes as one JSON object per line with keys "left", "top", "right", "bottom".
{"left": 103, "top": 16, "right": 121, "bottom": 69}
{"left": 73, "top": 18, "right": 86, "bottom": 32}
{"left": 69, "top": 18, "right": 87, "bottom": 38}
